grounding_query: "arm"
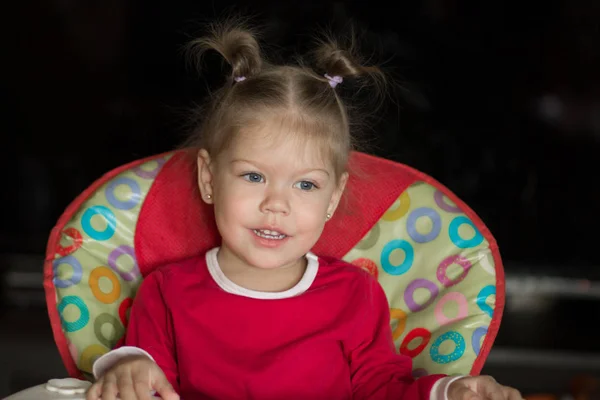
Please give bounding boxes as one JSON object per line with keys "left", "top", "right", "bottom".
{"left": 346, "top": 274, "right": 460, "bottom": 400}
{"left": 92, "top": 269, "right": 180, "bottom": 392}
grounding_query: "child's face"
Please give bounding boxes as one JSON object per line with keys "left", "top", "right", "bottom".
{"left": 197, "top": 127, "right": 348, "bottom": 271}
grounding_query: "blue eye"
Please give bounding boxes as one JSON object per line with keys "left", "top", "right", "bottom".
{"left": 242, "top": 173, "right": 264, "bottom": 183}
{"left": 295, "top": 181, "right": 317, "bottom": 191}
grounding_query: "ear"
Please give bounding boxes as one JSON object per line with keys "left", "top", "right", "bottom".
{"left": 197, "top": 149, "right": 214, "bottom": 204}
{"left": 327, "top": 172, "right": 349, "bottom": 218}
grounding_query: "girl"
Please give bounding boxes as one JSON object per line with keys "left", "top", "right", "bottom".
{"left": 86, "top": 21, "right": 522, "bottom": 400}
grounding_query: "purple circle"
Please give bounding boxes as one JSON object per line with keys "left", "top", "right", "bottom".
{"left": 105, "top": 177, "right": 141, "bottom": 210}
{"left": 404, "top": 278, "right": 439, "bottom": 312}
{"left": 133, "top": 158, "right": 166, "bottom": 179}
{"left": 108, "top": 245, "right": 139, "bottom": 281}
{"left": 472, "top": 327, "right": 488, "bottom": 356}
{"left": 434, "top": 190, "right": 462, "bottom": 213}
{"left": 407, "top": 207, "right": 442, "bottom": 243}
{"left": 53, "top": 255, "right": 83, "bottom": 288}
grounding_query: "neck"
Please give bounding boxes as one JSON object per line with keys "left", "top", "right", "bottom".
{"left": 216, "top": 247, "right": 307, "bottom": 292}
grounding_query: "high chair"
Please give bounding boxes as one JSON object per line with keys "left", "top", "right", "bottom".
{"left": 6, "top": 150, "right": 504, "bottom": 399}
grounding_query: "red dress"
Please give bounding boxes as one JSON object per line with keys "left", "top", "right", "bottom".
{"left": 101, "top": 249, "right": 448, "bottom": 399}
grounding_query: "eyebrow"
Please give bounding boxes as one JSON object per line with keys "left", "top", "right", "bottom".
{"left": 230, "top": 159, "right": 330, "bottom": 176}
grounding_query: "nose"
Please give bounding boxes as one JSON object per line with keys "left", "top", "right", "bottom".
{"left": 260, "top": 186, "right": 290, "bottom": 216}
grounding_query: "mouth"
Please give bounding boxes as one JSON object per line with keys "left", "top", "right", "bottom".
{"left": 252, "top": 229, "right": 288, "bottom": 240}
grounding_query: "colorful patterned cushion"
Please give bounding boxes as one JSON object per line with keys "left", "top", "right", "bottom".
{"left": 43, "top": 150, "right": 504, "bottom": 381}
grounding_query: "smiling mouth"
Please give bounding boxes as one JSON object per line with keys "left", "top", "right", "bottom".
{"left": 253, "top": 229, "right": 287, "bottom": 240}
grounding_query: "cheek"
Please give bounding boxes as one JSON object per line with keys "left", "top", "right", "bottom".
{"left": 217, "top": 193, "right": 253, "bottom": 219}
{"left": 293, "top": 199, "right": 328, "bottom": 230}
{"left": 214, "top": 199, "right": 250, "bottom": 240}
{"left": 214, "top": 183, "right": 247, "bottom": 217}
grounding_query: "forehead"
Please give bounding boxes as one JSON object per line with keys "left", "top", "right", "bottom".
{"left": 224, "top": 117, "right": 334, "bottom": 171}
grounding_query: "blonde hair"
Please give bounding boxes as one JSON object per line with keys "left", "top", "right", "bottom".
{"left": 182, "top": 19, "right": 386, "bottom": 182}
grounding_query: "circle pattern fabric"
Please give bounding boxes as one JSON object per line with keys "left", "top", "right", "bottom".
{"left": 345, "top": 181, "right": 497, "bottom": 376}
{"left": 50, "top": 156, "right": 497, "bottom": 378}
{"left": 50, "top": 156, "right": 171, "bottom": 375}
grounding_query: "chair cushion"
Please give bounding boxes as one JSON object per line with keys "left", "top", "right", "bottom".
{"left": 43, "top": 150, "right": 504, "bottom": 380}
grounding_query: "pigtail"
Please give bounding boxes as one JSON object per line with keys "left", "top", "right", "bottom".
{"left": 312, "top": 32, "right": 387, "bottom": 95}
{"left": 309, "top": 29, "right": 391, "bottom": 169}
{"left": 185, "top": 19, "right": 263, "bottom": 82}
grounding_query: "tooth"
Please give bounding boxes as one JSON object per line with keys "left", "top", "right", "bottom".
{"left": 253, "top": 229, "right": 286, "bottom": 240}
{"left": 262, "top": 229, "right": 281, "bottom": 235}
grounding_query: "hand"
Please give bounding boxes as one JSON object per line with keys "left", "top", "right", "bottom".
{"left": 85, "top": 355, "right": 179, "bottom": 400}
{"left": 448, "top": 376, "right": 523, "bottom": 400}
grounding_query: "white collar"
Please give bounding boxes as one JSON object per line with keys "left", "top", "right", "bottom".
{"left": 205, "top": 247, "right": 319, "bottom": 299}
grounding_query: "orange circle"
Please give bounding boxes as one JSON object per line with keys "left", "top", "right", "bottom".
{"left": 89, "top": 266, "right": 121, "bottom": 304}
{"left": 351, "top": 258, "right": 379, "bottom": 279}
{"left": 390, "top": 308, "right": 407, "bottom": 341}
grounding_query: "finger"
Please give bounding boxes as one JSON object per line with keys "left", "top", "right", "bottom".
{"left": 116, "top": 373, "right": 136, "bottom": 400}
{"left": 130, "top": 367, "right": 152, "bottom": 400}
{"left": 502, "top": 387, "right": 524, "bottom": 400}
{"left": 85, "top": 381, "right": 103, "bottom": 400}
{"left": 454, "top": 386, "right": 483, "bottom": 400}
{"left": 134, "top": 381, "right": 152, "bottom": 400}
{"left": 486, "top": 391, "right": 505, "bottom": 400}
{"left": 481, "top": 380, "right": 505, "bottom": 400}
{"left": 153, "top": 376, "right": 179, "bottom": 400}
{"left": 102, "top": 373, "right": 119, "bottom": 400}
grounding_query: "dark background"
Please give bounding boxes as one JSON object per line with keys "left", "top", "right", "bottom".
{"left": 1, "top": 0, "right": 599, "bottom": 397}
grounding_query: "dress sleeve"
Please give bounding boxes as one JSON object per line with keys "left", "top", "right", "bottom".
{"left": 345, "top": 274, "right": 447, "bottom": 400}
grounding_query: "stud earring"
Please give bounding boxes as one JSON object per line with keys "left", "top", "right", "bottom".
{"left": 326, "top": 213, "right": 332, "bottom": 220}
{"left": 206, "top": 194, "right": 212, "bottom": 200}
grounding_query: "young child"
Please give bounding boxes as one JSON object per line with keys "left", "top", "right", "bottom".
{"left": 86, "top": 21, "right": 523, "bottom": 400}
